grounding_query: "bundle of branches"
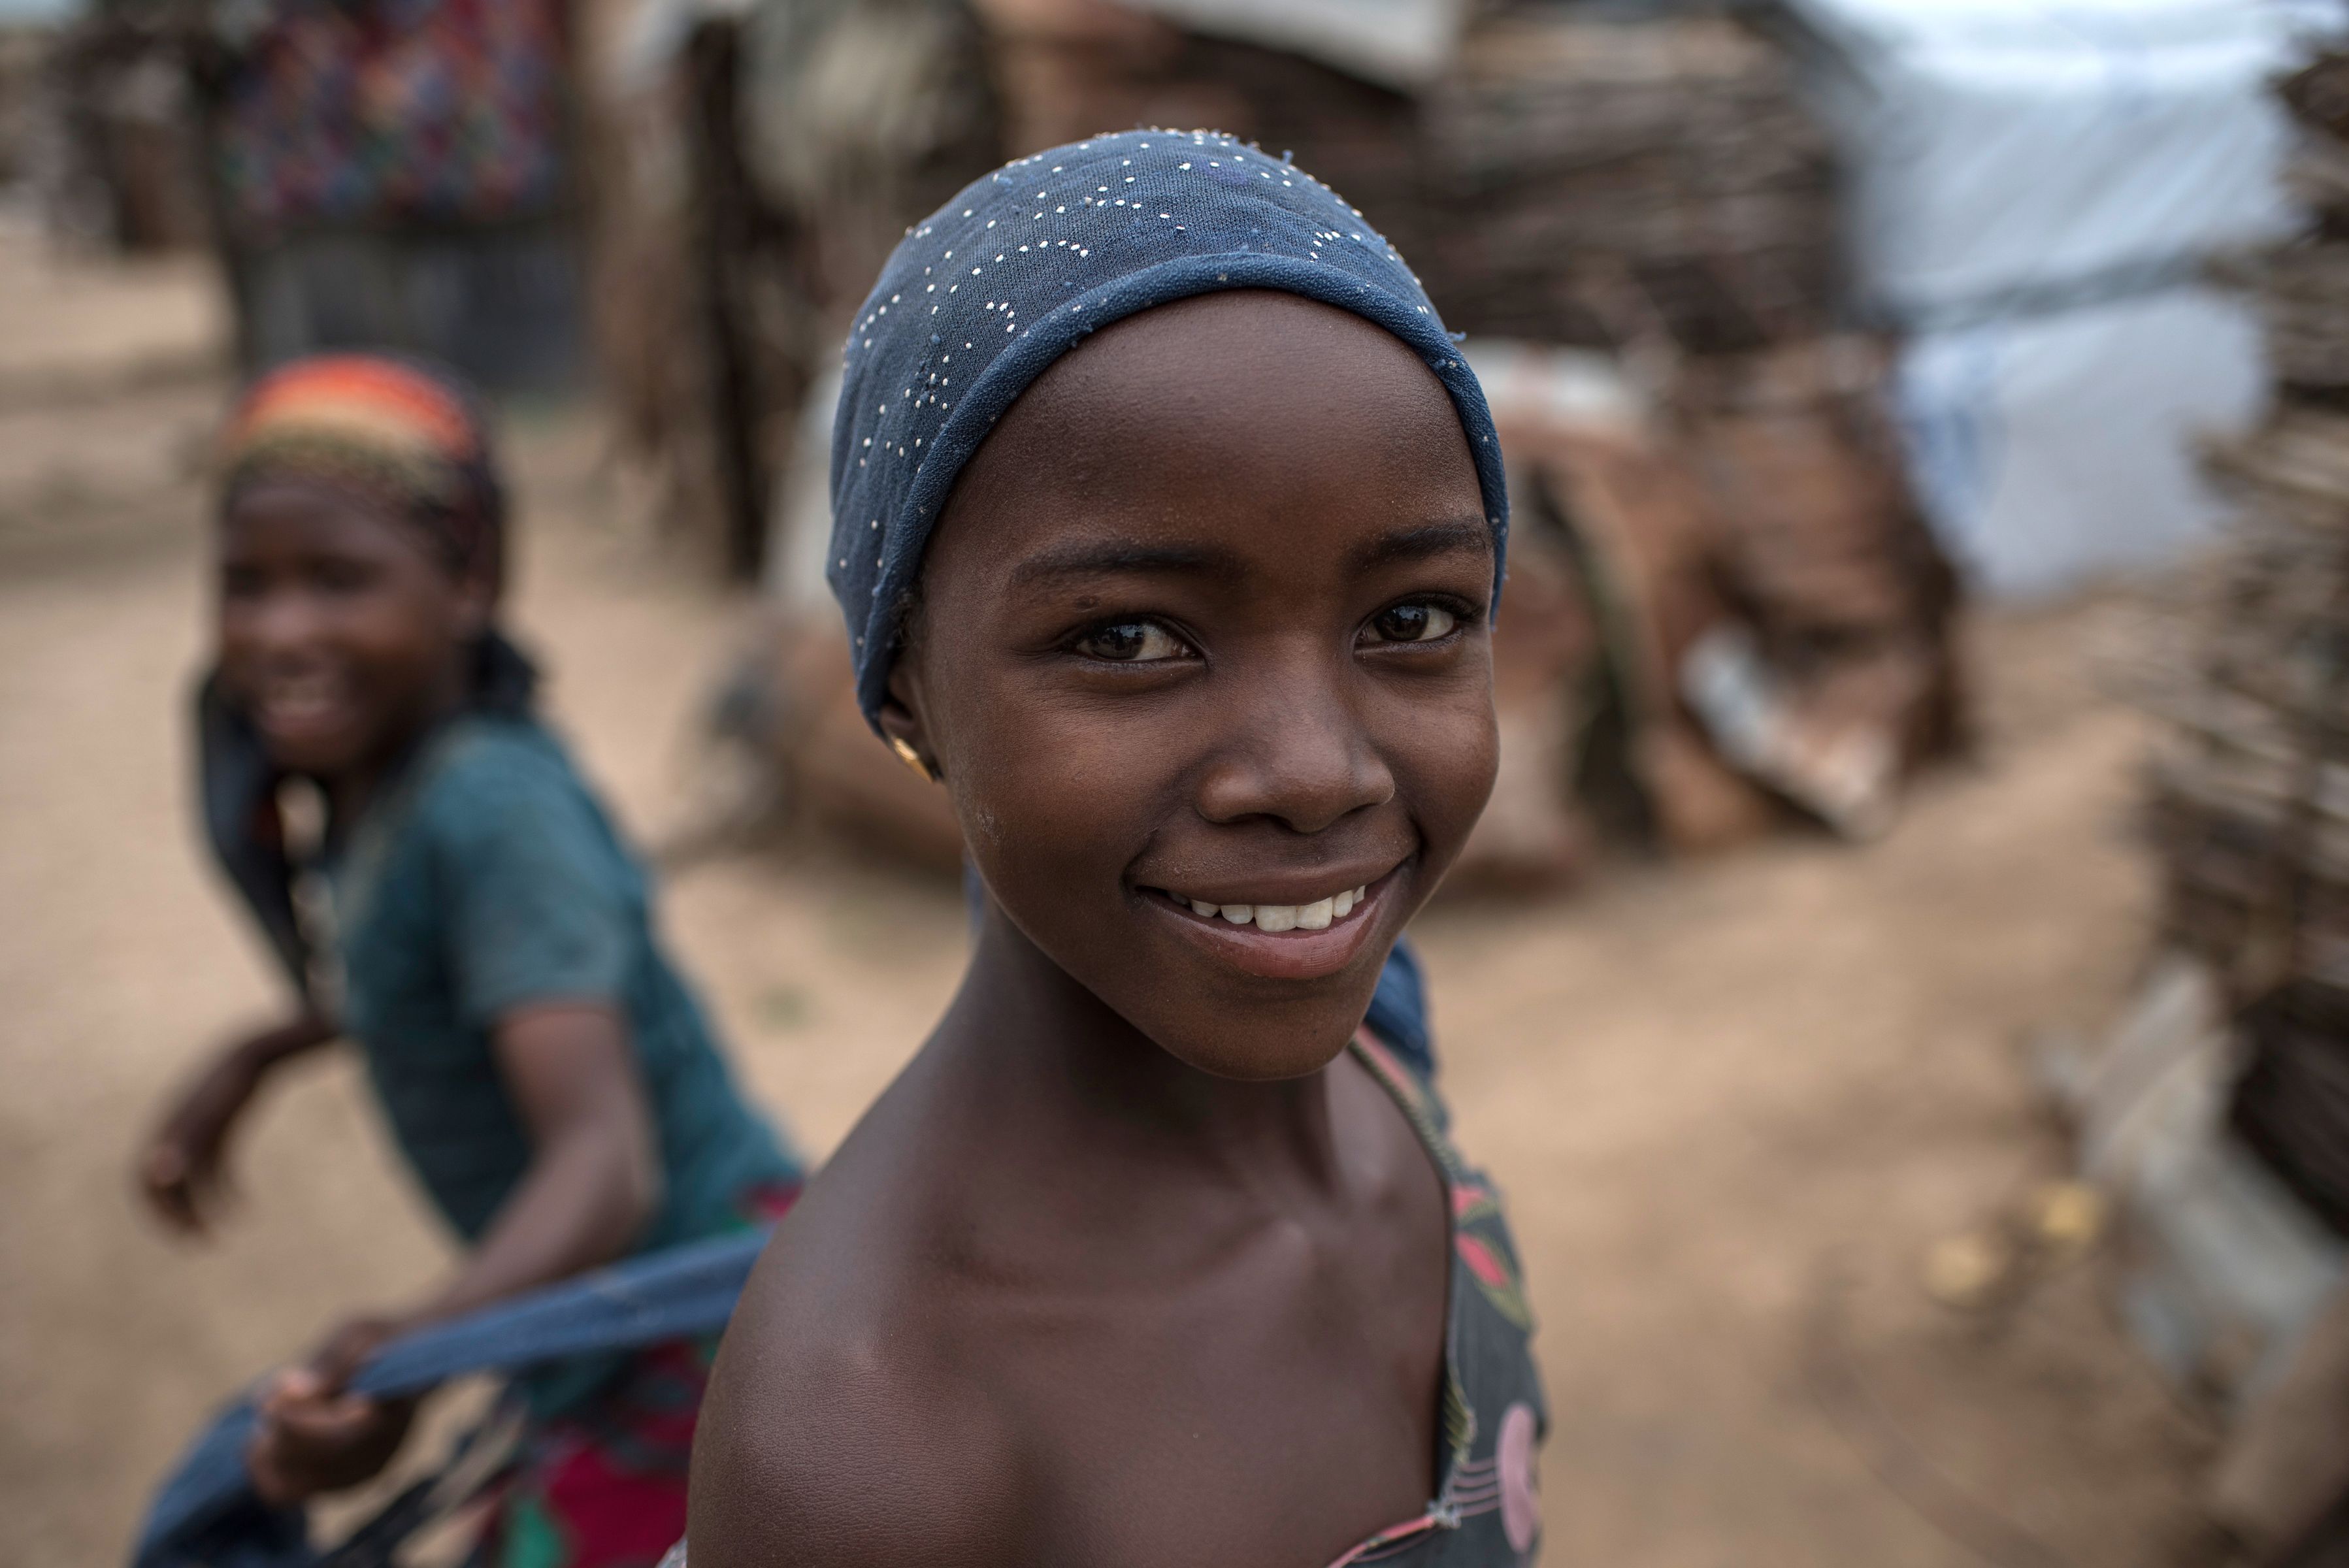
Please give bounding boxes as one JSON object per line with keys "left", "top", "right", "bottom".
{"left": 1417, "top": 12, "right": 1838, "bottom": 353}
{"left": 2146, "top": 51, "right": 2349, "bottom": 1235}
{"left": 2231, "top": 54, "right": 2349, "bottom": 400}
{"left": 2152, "top": 387, "right": 2349, "bottom": 1002}
{"left": 2219, "top": 247, "right": 2349, "bottom": 394}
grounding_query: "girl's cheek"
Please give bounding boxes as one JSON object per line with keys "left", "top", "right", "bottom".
{"left": 966, "top": 726, "right": 1138, "bottom": 896}
{"left": 1400, "top": 702, "right": 1502, "bottom": 845}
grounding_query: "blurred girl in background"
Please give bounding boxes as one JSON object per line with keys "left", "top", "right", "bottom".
{"left": 139, "top": 353, "right": 800, "bottom": 1568}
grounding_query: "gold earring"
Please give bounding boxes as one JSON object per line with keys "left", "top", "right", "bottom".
{"left": 888, "top": 735, "right": 938, "bottom": 783}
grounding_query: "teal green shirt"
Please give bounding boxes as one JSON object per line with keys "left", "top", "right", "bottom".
{"left": 325, "top": 715, "right": 800, "bottom": 1256}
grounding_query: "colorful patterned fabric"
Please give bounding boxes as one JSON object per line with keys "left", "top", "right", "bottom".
{"left": 212, "top": 0, "right": 568, "bottom": 238}
{"left": 477, "top": 1186, "right": 799, "bottom": 1568}
{"left": 221, "top": 352, "right": 505, "bottom": 576}
{"left": 1333, "top": 1031, "right": 1548, "bottom": 1567}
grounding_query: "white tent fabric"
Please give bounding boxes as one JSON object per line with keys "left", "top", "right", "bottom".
{"left": 1115, "top": 0, "right": 1467, "bottom": 91}
{"left": 1781, "top": 0, "right": 2344, "bottom": 596}
{"left": 1895, "top": 286, "right": 2266, "bottom": 596}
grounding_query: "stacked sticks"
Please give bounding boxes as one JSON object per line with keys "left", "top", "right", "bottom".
{"left": 1417, "top": 12, "right": 1839, "bottom": 355}
{"left": 2153, "top": 51, "right": 2349, "bottom": 1000}
{"left": 2146, "top": 51, "right": 2349, "bottom": 1232}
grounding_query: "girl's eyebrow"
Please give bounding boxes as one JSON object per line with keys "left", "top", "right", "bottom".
{"left": 1345, "top": 519, "right": 1494, "bottom": 574}
{"left": 1008, "top": 540, "right": 1245, "bottom": 588}
{"left": 1005, "top": 519, "right": 1490, "bottom": 590}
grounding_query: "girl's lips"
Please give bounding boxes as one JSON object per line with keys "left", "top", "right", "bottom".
{"left": 253, "top": 697, "right": 361, "bottom": 756}
{"left": 257, "top": 696, "right": 349, "bottom": 739}
{"left": 1144, "top": 870, "right": 1398, "bottom": 981}
{"left": 244, "top": 670, "right": 361, "bottom": 749}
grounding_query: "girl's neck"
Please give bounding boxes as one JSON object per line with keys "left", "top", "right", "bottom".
{"left": 934, "top": 900, "right": 1347, "bottom": 1190}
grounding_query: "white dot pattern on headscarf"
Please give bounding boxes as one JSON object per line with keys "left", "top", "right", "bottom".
{"left": 829, "top": 128, "right": 1509, "bottom": 730}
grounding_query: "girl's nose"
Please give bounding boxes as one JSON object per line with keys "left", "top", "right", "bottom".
{"left": 1194, "top": 644, "right": 1394, "bottom": 835}
{"left": 240, "top": 586, "right": 329, "bottom": 654}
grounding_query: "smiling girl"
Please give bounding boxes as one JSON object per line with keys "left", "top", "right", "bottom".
{"left": 141, "top": 354, "right": 802, "bottom": 1568}
{"left": 687, "top": 133, "right": 1547, "bottom": 1567}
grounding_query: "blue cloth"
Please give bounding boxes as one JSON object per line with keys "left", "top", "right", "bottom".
{"left": 1365, "top": 935, "right": 1436, "bottom": 1081}
{"left": 329, "top": 715, "right": 800, "bottom": 1255}
{"left": 133, "top": 1230, "right": 773, "bottom": 1568}
{"left": 827, "top": 128, "right": 1511, "bottom": 727}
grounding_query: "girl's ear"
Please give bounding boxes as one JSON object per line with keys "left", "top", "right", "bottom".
{"left": 876, "top": 668, "right": 942, "bottom": 784}
{"left": 452, "top": 566, "right": 496, "bottom": 642}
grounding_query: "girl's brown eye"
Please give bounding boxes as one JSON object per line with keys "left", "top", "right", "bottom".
{"left": 1366, "top": 602, "right": 1457, "bottom": 644}
{"left": 1076, "top": 620, "right": 1189, "bottom": 662}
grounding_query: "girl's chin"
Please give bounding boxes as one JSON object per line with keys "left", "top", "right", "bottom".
{"left": 1155, "top": 1026, "right": 1362, "bottom": 1084}
{"left": 259, "top": 730, "right": 361, "bottom": 776}
{"left": 255, "top": 721, "right": 382, "bottom": 783}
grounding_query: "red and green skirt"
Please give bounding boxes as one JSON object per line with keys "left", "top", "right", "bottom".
{"left": 475, "top": 1186, "right": 796, "bottom": 1568}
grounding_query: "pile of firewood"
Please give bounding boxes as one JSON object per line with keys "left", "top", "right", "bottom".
{"left": 1418, "top": 12, "right": 1837, "bottom": 353}
{"left": 2153, "top": 51, "right": 2349, "bottom": 1002}
{"left": 2144, "top": 50, "right": 2349, "bottom": 1234}
{"left": 2041, "top": 59, "right": 2349, "bottom": 1532}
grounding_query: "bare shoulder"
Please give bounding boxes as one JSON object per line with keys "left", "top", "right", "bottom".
{"left": 686, "top": 1088, "right": 1030, "bottom": 1567}
{"left": 686, "top": 1299, "right": 1023, "bottom": 1567}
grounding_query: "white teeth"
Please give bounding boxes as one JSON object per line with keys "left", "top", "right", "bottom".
{"left": 259, "top": 672, "right": 344, "bottom": 727}
{"left": 1177, "top": 883, "right": 1375, "bottom": 929}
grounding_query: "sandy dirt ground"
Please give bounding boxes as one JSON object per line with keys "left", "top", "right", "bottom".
{"left": 0, "top": 230, "right": 2215, "bottom": 1568}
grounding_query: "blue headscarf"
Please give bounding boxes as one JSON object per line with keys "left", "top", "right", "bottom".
{"left": 828, "top": 128, "right": 1511, "bottom": 727}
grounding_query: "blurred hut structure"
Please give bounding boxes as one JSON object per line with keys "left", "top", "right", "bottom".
{"left": 597, "top": 0, "right": 1000, "bottom": 579}
{"left": 0, "top": 24, "right": 52, "bottom": 208}
{"left": 2041, "top": 48, "right": 2349, "bottom": 1568}
{"left": 29, "top": 3, "right": 211, "bottom": 253}
{"left": 610, "top": 0, "right": 1963, "bottom": 883}
{"left": 34, "top": 0, "right": 592, "bottom": 392}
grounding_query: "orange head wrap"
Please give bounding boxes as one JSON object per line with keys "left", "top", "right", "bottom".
{"left": 221, "top": 353, "right": 506, "bottom": 581}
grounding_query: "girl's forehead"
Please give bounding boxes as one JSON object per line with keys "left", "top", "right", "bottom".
{"left": 960, "top": 293, "right": 1473, "bottom": 497}
{"left": 931, "top": 308, "right": 1486, "bottom": 604}
{"left": 220, "top": 476, "right": 435, "bottom": 561}
{"left": 225, "top": 474, "right": 401, "bottom": 527}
